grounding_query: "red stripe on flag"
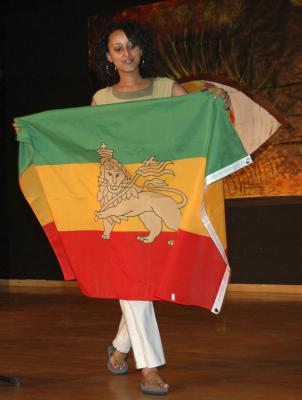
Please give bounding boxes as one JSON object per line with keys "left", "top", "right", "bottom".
{"left": 43, "top": 222, "right": 228, "bottom": 311}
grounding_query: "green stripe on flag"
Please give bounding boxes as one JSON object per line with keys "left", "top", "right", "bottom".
{"left": 16, "top": 91, "right": 248, "bottom": 176}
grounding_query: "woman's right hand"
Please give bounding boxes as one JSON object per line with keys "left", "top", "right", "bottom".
{"left": 12, "top": 122, "right": 20, "bottom": 135}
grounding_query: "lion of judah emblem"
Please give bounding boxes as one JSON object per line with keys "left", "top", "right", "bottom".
{"left": 94, "top": 143, "right": 188, "bottom": 244}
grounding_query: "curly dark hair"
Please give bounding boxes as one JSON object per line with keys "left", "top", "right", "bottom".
{"left": 92, "top": 21, "right": 157, "bottom": 87}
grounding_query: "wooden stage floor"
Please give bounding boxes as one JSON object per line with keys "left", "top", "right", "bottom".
{"left": 0, "top": 286, "right": 302, "bottom": 400}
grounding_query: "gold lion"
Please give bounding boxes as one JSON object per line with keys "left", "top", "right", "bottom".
{"left": 95, "top": 157, "right": 187, "bottom": 244}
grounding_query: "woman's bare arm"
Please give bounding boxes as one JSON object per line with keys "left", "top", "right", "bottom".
{"left": 172, "top": 82, "right": 188, "bottom": 97}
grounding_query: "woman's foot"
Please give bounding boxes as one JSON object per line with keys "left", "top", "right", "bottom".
{"left": 140, "top": 367, "right": 169, "bottom": 395}
{"left": 107, "top": 345, "right": 128, "bottom": 375}
{"left": 110, "top": 350, "right": 128, "bottom": 369}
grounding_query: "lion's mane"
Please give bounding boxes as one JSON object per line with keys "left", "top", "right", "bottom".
{"left": 97, "top": 158, "right": 142, "bottom": 207}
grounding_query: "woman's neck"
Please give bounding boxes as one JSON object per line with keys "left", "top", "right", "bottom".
{"left": 114, "top": 72, "right": 151, "bottom": 92}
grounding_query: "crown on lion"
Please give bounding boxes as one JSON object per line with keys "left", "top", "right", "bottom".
{"left": 97, "top": 143, "right": 113, "bottom": 159}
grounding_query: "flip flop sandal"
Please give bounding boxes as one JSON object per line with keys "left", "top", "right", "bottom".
{"left": 140, "top": 382, "right": 169, "bottom": 395}
{"left": 107, "top": 344, "right": 129, "bottom": 375}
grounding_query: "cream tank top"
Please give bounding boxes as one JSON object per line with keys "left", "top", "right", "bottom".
{"left": 92, "top": 77, "right": 175, "bottom": 105}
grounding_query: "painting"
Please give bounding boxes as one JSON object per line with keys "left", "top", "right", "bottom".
{"left": 89, "top": 0, "right": 302, "bottom": 199}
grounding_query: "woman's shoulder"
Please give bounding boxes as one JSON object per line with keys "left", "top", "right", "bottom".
{"left": 153, "top": 77, "right": 176, "bottom": 97}
{"left": 153, "top": 77, "right": 175, "bottom": 85}
{"left": 92, "top": 87, "right": 111, "bottom": 105}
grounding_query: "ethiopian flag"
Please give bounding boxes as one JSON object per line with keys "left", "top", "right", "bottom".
{"left": 17, "top": 91, "right": 252, "bottom": 313}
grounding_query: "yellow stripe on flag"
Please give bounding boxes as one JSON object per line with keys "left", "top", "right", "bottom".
{"left": 19, "top": 159, "right": 226, "bottom": 247}
{"left": 19, "top": 166, "right": 54, "bottom": 226}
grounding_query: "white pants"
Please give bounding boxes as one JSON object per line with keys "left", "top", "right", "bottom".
{"left": 112, "top": 300, "right": 166, "bottom": 369}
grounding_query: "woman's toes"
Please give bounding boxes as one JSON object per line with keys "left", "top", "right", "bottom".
{"left": 141, "top": 368, "right": 169, "bottom": 389}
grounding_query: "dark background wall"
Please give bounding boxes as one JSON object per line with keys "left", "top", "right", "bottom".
{"left": 1, "top": 0, "right": 301, "bottom": 284}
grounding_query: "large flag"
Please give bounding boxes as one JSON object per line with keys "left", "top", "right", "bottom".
{"left": 17, "top": 91, "right": 252, "bottom": 313}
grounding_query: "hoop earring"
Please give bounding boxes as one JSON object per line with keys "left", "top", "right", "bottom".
{"left": 106, "top": 62, "right": 116, "bottom": 75}
{"left": 106, "top": 63, "right": 110, "bottom": 75}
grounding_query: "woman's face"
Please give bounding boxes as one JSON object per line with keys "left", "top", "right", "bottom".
{"left": 106, "top": 29, "right": 143, "bottom": 74}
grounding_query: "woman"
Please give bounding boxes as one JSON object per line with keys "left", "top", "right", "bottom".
{"left": 91, "top": 21, "right": 187, "bottom": 396}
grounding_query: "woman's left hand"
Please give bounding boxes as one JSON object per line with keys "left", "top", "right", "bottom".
{"left": 213, "top": 88, "right": 231, "bottom": 110}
